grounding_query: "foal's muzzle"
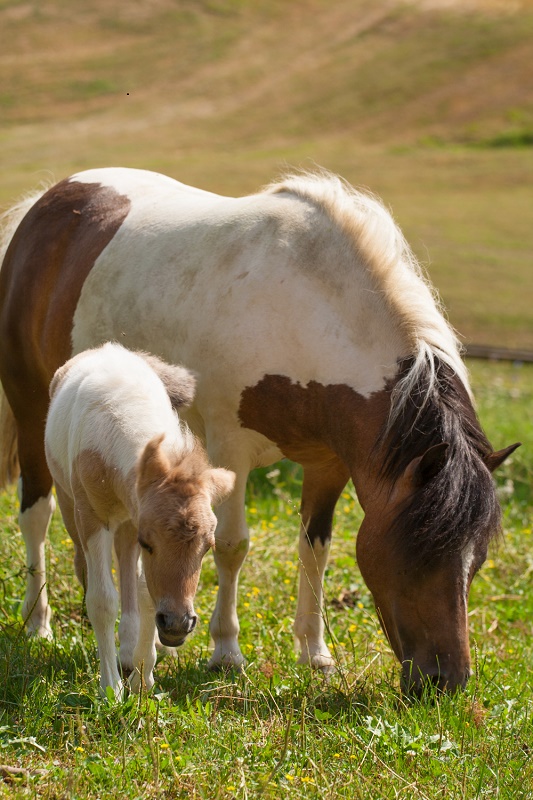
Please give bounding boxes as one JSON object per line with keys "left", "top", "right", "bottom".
{"left": 156, "top": 610, "right": 197, "bottom": 647}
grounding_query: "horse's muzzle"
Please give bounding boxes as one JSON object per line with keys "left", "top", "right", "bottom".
{"left": 156, "top": 610, "right": 197, "bottom": 647}
{"left": 401, "top": 661, "right": 471, "bottom": 697}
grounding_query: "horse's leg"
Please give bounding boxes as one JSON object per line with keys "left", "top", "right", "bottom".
{"left": 208, "top": 466, "right": 249, "bottom": 670}
{"left": 113, "top": 521, "right": 140, "bottom": 674}
{"left": 16, "top": 420, "right": 56, "bottom": 639}
{"left": 295, "top": 460, "right": 349, "bottom": 671}
{"left": 130, "top": 570, "right": 157, "bottom": 692}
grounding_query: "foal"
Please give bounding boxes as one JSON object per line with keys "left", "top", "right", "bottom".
{"left": 44, "top": 343, "right": 235, "bottom": 696}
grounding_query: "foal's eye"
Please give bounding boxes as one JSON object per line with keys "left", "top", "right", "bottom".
{"left": 139, "top": 539, "right": 153, "bottom": 555}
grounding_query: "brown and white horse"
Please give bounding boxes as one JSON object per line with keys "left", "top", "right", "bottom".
{"left": 45, "top": 342, "right": 234, "bottom": 696}
{"left": 0, "top": 168, "right": 519, "bottom": 693}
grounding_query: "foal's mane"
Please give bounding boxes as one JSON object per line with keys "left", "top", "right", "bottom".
{"left": 266, "top": 171, "right": 500, "bottom": 567}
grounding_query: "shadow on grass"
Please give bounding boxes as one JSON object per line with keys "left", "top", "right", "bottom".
{"left": 153, "top": 649, "right": 400, "bottom": 726}
{"left": 0, "top": 618, "right": 97, "bottom": 714}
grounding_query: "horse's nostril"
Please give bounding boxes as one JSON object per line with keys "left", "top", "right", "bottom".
{"left": 156, "top": 612, "right": 170, "bottom": 631}
{"left": 188, "top": 614, "right": 198, "bottom": 632}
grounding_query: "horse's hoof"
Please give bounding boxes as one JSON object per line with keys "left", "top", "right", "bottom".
{"left": 26, "top": 624, "right": 54, "bottom": 641}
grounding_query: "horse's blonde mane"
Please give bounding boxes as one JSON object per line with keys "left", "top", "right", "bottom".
{"left": 265, "top": 170, "right": 472, "bottom": 424}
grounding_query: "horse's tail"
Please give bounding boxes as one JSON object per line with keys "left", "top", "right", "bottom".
{"left": 0, "top": 189, "right": 47, "bottom": 489}
{"left": 0, "top": 390, "right": 18, "bottom": 489}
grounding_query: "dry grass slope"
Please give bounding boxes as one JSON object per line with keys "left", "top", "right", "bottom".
{"left": 1, "top": 0, "right": 532, "bottom": 347}
{"left": 2, "top": 0, "right": 532, "bottom": 147}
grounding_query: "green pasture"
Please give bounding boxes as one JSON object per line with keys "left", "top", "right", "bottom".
{"left": 0, "top": 360, "right": 531, "bottom": 799}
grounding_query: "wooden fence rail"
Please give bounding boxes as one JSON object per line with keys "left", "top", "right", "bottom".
{"left": 464, "top": 345, "right": 533, "bottom": 363}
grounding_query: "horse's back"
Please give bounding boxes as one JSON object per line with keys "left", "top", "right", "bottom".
{"left": 68, "top": 171, "right": 404, "bottom": 402}
{"left": 1, "top": 167, "right": 410, "bottom": 472}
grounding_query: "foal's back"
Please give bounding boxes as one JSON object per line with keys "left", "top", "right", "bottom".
{"left": 46, "top": 343, "right": 185, "bottom": 488}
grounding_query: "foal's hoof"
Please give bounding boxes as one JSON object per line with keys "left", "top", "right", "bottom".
{"left": 317, "top": 662, "right": 337, "bottom": 678}
{"left": 128, "top": 669, "right": 155, "bottom": 694}
{"left": 156, "top": 643, "right": 177, "bottom": 658}
{"left": 207, "top": 653, "right": 246, "bottom": 673}
{"left": 297, "top": 652, "right": 336, "bottom": 676}
{"left": 119, "top": 659, "right": 134, "bottom": 676}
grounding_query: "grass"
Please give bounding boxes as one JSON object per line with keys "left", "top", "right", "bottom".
{"left": 0, "top": 360, "right": 531, "bottom": 798}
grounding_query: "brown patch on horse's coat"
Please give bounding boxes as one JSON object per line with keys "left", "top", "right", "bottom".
{"left": 238, "top": 374, "right": 393, "bottom": 550}
{"left": 238, "top": 373, "right": 389, "bottom": 498}
{"left": 0, "top": 179, "right": 130, "bottom": 508}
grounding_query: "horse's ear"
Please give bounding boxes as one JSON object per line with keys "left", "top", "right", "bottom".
{"left": 203, "top": 468, "right": 236, "bottom": 505}
{"left": 484, "top": 442, "right": 521, "bottom": 473}
{"left": 137, "top": 434, "right": 169, "bottom": 489}
{"left": 405, "top": 442, "right": 450, "bottom": 489}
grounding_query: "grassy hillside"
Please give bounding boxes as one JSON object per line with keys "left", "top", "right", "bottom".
{"left": 1, "top": 0, "right": 532, "bottom": 347}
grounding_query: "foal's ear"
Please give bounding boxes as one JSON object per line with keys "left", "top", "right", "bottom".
{"left": 137, "top": 434, "right": 170, "bottom": 488}
{"left": 203, "top": 468, "right": 236, "bottom": 505}
{"left": 405, "top": 442, "right": 450, "bottom": 489}
{"left": 484, "top": 442, "right": 521, "bottom": 473}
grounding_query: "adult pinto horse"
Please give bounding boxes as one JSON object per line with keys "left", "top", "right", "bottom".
{"left": 0, "top": 168, "right": 519, "bottom": 693}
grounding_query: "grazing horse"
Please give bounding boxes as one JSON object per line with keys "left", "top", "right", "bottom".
{"left": 0, "top": 168, "right": 519, "bottom": 693}
{"left": 44, "top": 342, "right": 235, "bottom": 695}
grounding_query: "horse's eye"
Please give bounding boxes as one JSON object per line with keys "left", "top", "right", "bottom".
{"left": 139, "top": 539, "right": 153, "bottom": 555}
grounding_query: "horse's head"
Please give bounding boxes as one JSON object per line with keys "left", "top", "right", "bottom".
{"left": 136, "top": 435, "right": 235, "bottom": 647}
{"left": 356, "top": 440, "right": 519, "bottom": 696}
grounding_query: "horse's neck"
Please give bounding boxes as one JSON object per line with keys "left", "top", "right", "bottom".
{"left": 340, "top": 394, "right": 392, "bottom": 512}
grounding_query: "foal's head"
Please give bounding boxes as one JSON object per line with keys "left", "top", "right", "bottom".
{"left": 355, "top": 359, "right": 520, "bottom": 695}
{"left": 136, "top": 435, "right": 235, "bottom": 647}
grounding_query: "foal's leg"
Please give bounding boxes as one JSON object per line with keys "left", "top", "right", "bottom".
{"left": 79, "top": 512, "right": 122, "bottom": 697}
{"left": 113, "top": 521, "right": 140, "bottom": 674}
{"left": 208, "top": 467, "right": 249, "bottom": 670}
{"left": 295, "top": 460, "right": 349, "bottom": 671}
{"left": 54, "top": 483, "right": 87, "bottom": 588}
{"left": 130, "top": 570, "right": 157, "bottom": 693}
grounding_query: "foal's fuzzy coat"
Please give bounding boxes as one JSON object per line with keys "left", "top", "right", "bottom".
{"left": 45, "top": 343, "right": 235, "bottom": 695}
